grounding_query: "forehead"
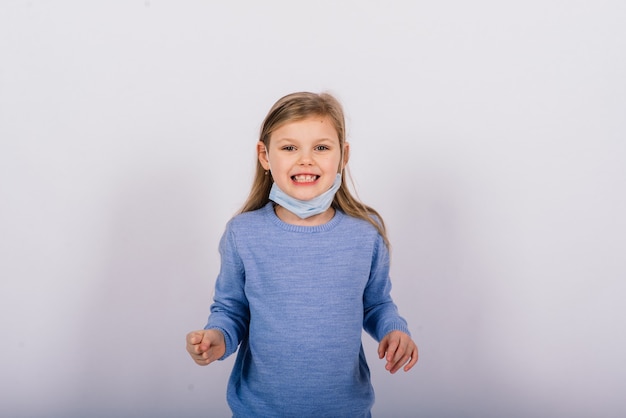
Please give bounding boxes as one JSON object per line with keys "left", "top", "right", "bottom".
{"left": 270, "top": 116, "right": 340, "bottom": 143}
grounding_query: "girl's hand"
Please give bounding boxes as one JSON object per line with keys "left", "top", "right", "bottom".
{"left": 186, "top": 329, "right": 226, "bottom": 366}
{"left": 378, "top": 330, "right": 418, "bottom": 374}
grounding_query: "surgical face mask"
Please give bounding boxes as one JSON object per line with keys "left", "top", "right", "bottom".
{"left": 269, "top": 173, "right": 342, "bottom": 219}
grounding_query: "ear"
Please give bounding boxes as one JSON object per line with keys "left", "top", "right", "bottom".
{"left": 257, "top": 141, "right": 270, "bottom": 170}
{"left": 341, "top": 142, "right": 350, "bottom": 170}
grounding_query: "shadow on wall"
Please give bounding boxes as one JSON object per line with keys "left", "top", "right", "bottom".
{"left": 70, "top": 167, "right": 231, "bottom": 418}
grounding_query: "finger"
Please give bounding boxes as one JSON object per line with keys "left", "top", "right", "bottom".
{"left": 386, "top": 346, "right": 406, "bottom": 372}
{"left": 385, "top": 337, "right": 401, "bottom": 363}
{"left": 188, "top": 347, "right": 206, "bottom": 364}
{"left": 404, "top": 351, "right": 418, "bottom": 372}
{"left": 189, "top": 345, "right": 215, "bottom": 366}
{"left": 186, "top": 331, "right": 202, "bottom": 345}
{"left": 186, "top": 343, "right": 199, "bottom": 356}
{"left": 187, "top": 342, "right": 204, "bottom": 357}
{"left": 186, "top": 331, "right": 209, "bottom": 357}
{"left": 193, "top": 356, "right": 212, "bottom": 366}
{"left": 389, "top": 342, "right": 406, "bottom": 364}
{"left": 389, "top": 353, "right": 412, "bottom": 374}
{"left": 200, "top": 330, "right": 217, "bottom": 352}
{"left": 199, "top": 344, "right": 221, "bottom": 365}
{"left": 378, "top": 337, "right": 389, "bottom": 359}
{"left": 387, "top": 341, "right": 412, "bottom": 373}
{"left": 397, "top": 345, "right": 418, "bottom": 373}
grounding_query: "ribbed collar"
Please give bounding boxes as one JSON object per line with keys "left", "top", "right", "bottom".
{"left": 263, "top": 202, "right": 344, "bottom": 233}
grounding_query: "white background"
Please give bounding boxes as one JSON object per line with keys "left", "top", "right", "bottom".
{"left": 1, "top": 1, "right": 625, "bottom": 417}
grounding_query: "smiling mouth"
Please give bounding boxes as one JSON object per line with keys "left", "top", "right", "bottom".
{"left": 292, "top": 174, "right": 319, "bottom": 183}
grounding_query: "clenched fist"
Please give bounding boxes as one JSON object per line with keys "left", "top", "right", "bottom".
{"left": 186, "top": 329, "right": 226, "bottom": 366}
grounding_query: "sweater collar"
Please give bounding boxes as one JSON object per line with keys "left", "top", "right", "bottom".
{"left": 263, "top": 202, "right": 344, "bottom": 233}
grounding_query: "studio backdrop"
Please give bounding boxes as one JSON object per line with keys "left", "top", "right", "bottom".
{"left": 1, "top": 1, "right": 625, "bottom": 417}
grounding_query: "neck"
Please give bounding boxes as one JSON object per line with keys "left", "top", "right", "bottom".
{"left": 274, "top": 204, "right": 335, "bottom": 226}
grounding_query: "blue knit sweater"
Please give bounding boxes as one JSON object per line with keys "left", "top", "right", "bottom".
{"left": 205, "top": 203, "right": 410, "bottom": 417}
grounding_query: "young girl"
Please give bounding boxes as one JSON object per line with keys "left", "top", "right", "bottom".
{"left": 186, "top": 92, "right": 418, "bottom": 417}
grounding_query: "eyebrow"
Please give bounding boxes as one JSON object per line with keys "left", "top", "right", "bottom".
{"left": 273, "top": 137, "right": 337, "bottom": 144}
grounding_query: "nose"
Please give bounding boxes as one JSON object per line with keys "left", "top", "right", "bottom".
{"left": 297, "top": 149, "right": 313, "bottom": 165}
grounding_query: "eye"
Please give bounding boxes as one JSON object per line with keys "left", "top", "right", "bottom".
{"left": 281, "top": 145, "right": 296, "bottom": 151}
{"left": 314, "top": 145, "right": 330, "bottom": 151}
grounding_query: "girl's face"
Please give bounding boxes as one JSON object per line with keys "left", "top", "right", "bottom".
{"left": 258, "top": 115, "right": 349, "bottom": 203}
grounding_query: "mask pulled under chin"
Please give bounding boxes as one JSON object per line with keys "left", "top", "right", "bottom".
{"left": 268, "top": 173, "right": 342, "bottom": 219}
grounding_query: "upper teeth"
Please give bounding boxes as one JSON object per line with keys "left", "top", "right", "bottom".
{"left": 294, "top": 175, "right": 317, "bottom": 182}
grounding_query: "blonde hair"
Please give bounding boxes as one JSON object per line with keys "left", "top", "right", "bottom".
{"left": 238, "top": 91, "right": 389, "bottom": 247}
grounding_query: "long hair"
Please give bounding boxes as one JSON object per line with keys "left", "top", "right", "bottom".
{"left": 238, "top": 91, "right": 389, "bottom": 247}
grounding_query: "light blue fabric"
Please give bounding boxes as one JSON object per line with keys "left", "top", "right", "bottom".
{"left": 205, "top": 202, "right": 411, "bottom": 417}
{"left": 268, "top": 173, "right": 342, "bottom": 219}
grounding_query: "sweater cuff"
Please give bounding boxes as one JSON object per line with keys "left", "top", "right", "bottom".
{"left": 379, "top": 322, "right": 411, "bottom": 341}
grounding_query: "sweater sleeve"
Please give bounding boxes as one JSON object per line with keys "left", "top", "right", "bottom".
{"left": 204, "top": 222, "right": 250, "bottom": 359}
{"left": 362, "top": 234, "right": 411, "bottom": 342}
